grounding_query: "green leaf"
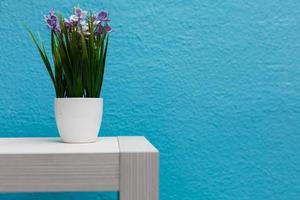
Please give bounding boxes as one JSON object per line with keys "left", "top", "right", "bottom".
{"left": 26, "top": 28, "right": 57, "bottom": 95}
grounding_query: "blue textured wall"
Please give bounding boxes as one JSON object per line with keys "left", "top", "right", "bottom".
{"left": 0, "top": 0, "right": 300, "bottom": 199}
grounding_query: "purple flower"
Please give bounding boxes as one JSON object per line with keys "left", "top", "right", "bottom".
{"left": 68, "top": 6, "right": 87, "bottom": 26}
{"left": 64, "top": 18, "right": 72, "bottom": 29}
{"left": 69, "top": 14, "right": 79, "bottom": 24}
{"left": 105, "top": 25, "right": 112, "bottom": 33}
{"left": 94, "top": 11, "right": 112, "bottom": 35}
{"left": 45, "top": 10, "right": 60, "bottom": 33}
{"left": 97, "top": 11, "right": 110, "bottom": 22}
{"left": 94, "top": 24, "right": 112, "bottom": 35}
{"left": 74, "top": 6, "right": 87, "bottom": 20}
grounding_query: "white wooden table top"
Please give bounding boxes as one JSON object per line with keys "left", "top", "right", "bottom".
{"left": 0, "top": 137, "right": 119, "bottom": 154}
{"left": 0, "top": 136, "right": 158, "bottom": 154}
{"left": 0, "top": 136, "right": 159, "bottom": 199}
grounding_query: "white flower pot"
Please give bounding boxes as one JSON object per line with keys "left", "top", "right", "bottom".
{"left": 55, "top": 98, "right": 103, "bottom": 143}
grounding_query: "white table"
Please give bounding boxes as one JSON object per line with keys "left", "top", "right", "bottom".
{"left": 0, "top": 136, "right": 159, "bottom": 200}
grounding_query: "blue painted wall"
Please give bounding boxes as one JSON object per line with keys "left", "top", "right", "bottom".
{"left": 0, "top": 0, "right": 300, "bottom": 199}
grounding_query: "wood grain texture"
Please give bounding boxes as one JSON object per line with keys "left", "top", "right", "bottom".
{"left": 118, "top": 137, "right": 159, "bottom": 200}
{"left": 0, "top": 137, "right": 119, "bottom": 192}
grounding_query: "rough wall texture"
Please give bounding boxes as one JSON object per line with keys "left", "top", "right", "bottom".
{"left": 0, "top": 0, "right": 300, "bottom": 199}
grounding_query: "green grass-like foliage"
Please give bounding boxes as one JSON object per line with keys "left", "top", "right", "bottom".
{"left": 27, "top": 10, "right": 110, "bottom": 98}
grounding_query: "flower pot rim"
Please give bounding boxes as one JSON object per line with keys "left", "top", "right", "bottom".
{"left": 55, "top": 97, "right": 103, "bottom": 103}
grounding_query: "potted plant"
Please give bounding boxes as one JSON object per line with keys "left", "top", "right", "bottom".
{"left": 27, "top": 7, "right": 112, "bottom": 143}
